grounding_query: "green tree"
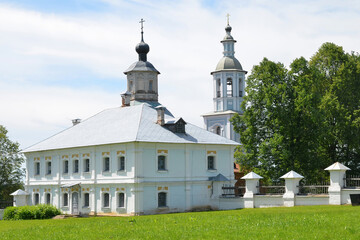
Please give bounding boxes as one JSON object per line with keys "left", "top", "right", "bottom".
{"left": 231, "top": 43, "right": 360, "bottom": 181}
{"left": 0, "top": 125, "right": 25, "bottom": 201}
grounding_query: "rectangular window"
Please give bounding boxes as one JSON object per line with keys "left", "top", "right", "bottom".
{"left": 149, "top": 80, "right": 153, "bottom": 91}
{"left": 207, "top": 156, "right": 215, "bottom": 170}
{"left": 34, "top": 193, "right": 40, "bottom": 205}
{"left": 158, "top": 155, "right": 166, "bottom": 171}
{"left": 63, "top": 193, "right": 68, "bottom": 207}
{"left": 84, "top": 159, "right": 90, "bottom": 173}
{"left": 103, "top": 193, "right": 110, "bottom": 208}
{"left": 118, "top": 193, "right": 125, "bottom": 208}
{"left": 35, "top": 162, "right": 40, "bottom": 175}
{"left": 73, "top": 160, "right": 79, "bottom": 173}
{"left": 46, "top": 193, "right": 51, "bottom": 204}
{"left": 118, "top": 156, "right": 125, "bottom": 171}
{"left": 63, "top": 160, "right": 69, "bottom": 174}
{"left": 158, "top": 192, "right": 167, "bottom": 208}
{"left": 103, "top": 157, "right": 110, "bottom": 172}
{"left": 84, "top": 193, "right": 89, "bottom": 207}
{"left": 46, "top": 162, "right": 51, "bottom": 175}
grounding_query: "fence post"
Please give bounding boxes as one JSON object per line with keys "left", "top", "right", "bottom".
{"left": 10, "top": 189, "right": 29, "bottom": 207}
{"left": 241, "top": 172, "right": 263, "bottom": 208}
{"left": 325, "top": 162, "right": 350, "bottom": 205}
{"left": 280, "top": 170, "right": 304, "bottom": 207}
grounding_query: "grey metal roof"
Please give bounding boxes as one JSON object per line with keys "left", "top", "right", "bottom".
{"left": 215, "top": 56, "right": 243, "bottom": 71}
{"left": 124, "top": 61, "right": 160, "bottom": 74}
{"left": 209, "top": 173, "right": 230, "bottom": 181}
{"left": 23, "top": 103, "right": 238, "bottom": 153}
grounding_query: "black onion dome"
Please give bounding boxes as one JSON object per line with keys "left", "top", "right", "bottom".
{"left": 225, "top": 24, "right": 232, "bottom": 32}
{"left": 136, "top": 41, "right": 150, "bottom": 55}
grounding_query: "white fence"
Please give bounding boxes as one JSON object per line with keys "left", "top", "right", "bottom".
{"left": 211, "top": 162, "right": 360, "bottom": 209}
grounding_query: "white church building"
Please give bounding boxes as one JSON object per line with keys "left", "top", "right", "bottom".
{"left": 20, "top": 21, "right": 239, "bottom": 216}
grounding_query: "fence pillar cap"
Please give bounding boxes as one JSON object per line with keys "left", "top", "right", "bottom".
{"left": 324, "top": 162, "right": 350, "bottom": 171}
{"left": 10, "top": 189, "right": 29, "bottom": 196}
{"left": 280, "top": 170, "right": 304, "bottom": 179}
{"left": 241, "top": 171, "right": 263, "bottom": 179}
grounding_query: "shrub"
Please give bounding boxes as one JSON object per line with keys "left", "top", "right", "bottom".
{"left": 3, "top": 204, "right": 61, "bottom": 220}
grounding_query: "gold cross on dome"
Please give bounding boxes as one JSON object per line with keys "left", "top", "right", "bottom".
{"left": 226, "top": 13, "right": 230, "bottom": 25}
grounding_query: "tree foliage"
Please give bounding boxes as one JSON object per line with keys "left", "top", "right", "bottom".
{"left": 231, "top": 43, "right": 360, "bottom": 181}
{"left": 0, "top": 125, "right": 25, "bottom": 201}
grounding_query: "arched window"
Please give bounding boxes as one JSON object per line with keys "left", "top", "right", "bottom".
{"left": 83, "top": 193, "right": 90, "bottom": 207}
{"left": 46, "top": 193, "right": 51, "bottom": 205}
{"left": 158, "top": 192, "right": 167, "bottom": 207}
{"left": 149, "top": 80, "right": 153, "bottom": 91}
{"left": 34, "top": 193, "right": 40, "bottom": 205}
{"left": 63, "top": 193, "right": 68, "bottom": 207}
{"left": 216, "top": 79, "right": 221, "bottom": 97}
{"left": 103, "top": 193, "right": 110, "bottom": 208}
{"left": 103, "top": 157, "right": 110, "bottom": 172}
{"left": 227, "top": 78, "right": 233, "bottom": 97}
{"left": 118, "top": 193, "right": 125, "bottom": 208}
{"left": 239, "top": 78, "right": 243, "bottom": 97}
{"left": 73, "top": 159, "right": 79, "bottom": 173}
{"left": 216, "top": 126, "right": 221, "bottom": 135}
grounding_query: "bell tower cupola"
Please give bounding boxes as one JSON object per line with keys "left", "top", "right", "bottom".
{"left": 202, "top": 15, "right": 247, "bottom": 143}
{"left": 124, "top": 18, "right": 160, "bottom": 103}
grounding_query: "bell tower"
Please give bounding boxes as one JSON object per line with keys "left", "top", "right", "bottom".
{"left": 202, "top": 16, "right": 247, "bottom": 142}
{"left": 124, "top": 19, "right": 160, "bottom": 103}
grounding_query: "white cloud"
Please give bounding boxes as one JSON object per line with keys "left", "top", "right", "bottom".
{"left": 0, "top": 0, "right": 360, "bottom": 149}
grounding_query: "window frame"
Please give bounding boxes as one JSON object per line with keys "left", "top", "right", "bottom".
{"left": 118, "top": 156, "right": 125, "bottom": 172}
{"left": 118, "top": 192, "right": 125, "bottom": 208}
{"left": 83, "top": 158, "right": 90, "bottom": 173}
{"left": 103, "top": 192, "right": 110, "bottom": 208}
{"left": 207, "top": 155, "right": 216, "bottom": 171}
{"left": 83, "top": 192, "right": 90, "bottom": 208}
{"left": 46, "top": 193, "right": 51, "bottom": 205}
{"left": 63, "top": 193, "right": 69, "bottom": 207}
{"left": 46, "top": 161, "right": 52, "bottom": 175}
{"left": 63, "top": 160, "right": 69, "bottom": 174}
{"left": 35, "top": 162, "right": 40, "bottom": 176}
{"left": 103, "top": 157, "right": 110, "bottom": 172}
{"left": 158, "top": 192, "right": 167, "bottom": 208}
{"left": 157, "top": 155, "right": 167, "bottom": 171}
{"left": 73, "top": 159, "right": 79, "bottom": 174}
{"left": 34, "top": 193, "right": 40, "bottom": 205}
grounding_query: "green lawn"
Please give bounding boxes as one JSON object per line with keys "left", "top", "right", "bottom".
{"left": 0, "top": 205, "right": 359, "bottom": 239}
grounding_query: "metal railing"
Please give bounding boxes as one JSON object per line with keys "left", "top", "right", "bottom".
{"left": 344, "top": 175, "right": 360, "bottom": 188}
{"left": 298, "top": 181, "right": 329, "bottom": 195}
{"left": 0, "top": 200, "right": 13, "bottom": 209}
{"left": 258, "top": 182, "right": 285, "bottom": 195}
{"left": 222, "top": 184, "right": 245, "bottom": 197}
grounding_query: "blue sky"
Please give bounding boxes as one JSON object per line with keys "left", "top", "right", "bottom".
{"left": 0, "top": 0, "right": 359, "bottom": 150}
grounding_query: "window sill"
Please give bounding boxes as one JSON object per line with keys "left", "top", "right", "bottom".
{"left": 82, "top": 206, "right": 90, "bottom": 209}
{"left": 73, "top": 172, "right": 80, "bottom": 175}
{"left": 117, "top": 170, "right": 125, "bottom": 173}
{"left": 207, "top": 169, "right": 217, "bottom": 172}
{"left": 157, "top": 170, "right": 168, "bottom": 173}
{"left": 83, "top": 171, "right": 91, "bottom": 174}
{"left": 157, "top": 206, "right": 169, "bottom": 210}
{"left": 62, "top": 173, "right": 69, "bottom": 175}
{"left": 46, "top": 173, "right": 52, "bottom": 176}
{"left": 116, "top": 207, "right": 126, "bottom": 209}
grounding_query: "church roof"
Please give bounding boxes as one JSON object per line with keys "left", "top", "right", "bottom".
{"left": 124, "top": 60, "right": 160, "bottom": 74}
{"left": 23, "top": 103, "right": 238, "bottom": 153}
{"left": 213, "top": 56, "right": 244, "bottom": 72}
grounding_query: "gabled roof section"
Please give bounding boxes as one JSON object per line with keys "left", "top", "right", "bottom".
{"left": 241, "top": 171, "right": 263, "bottom": 179}
{"left": 280, "top": 170, "right": 304, "bottom": 179}
{"left": 23, "top": 104, "right": 238, "bottom": 153}
{"left": 325, "top": 162, "right": 350, "bottom": 171}
{"left": 10, "top": 189, "right": 29, "bottom": 196}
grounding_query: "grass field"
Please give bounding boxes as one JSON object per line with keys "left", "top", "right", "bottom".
{"left": 0, "top": 205, "right": 359, "bottom": 239}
